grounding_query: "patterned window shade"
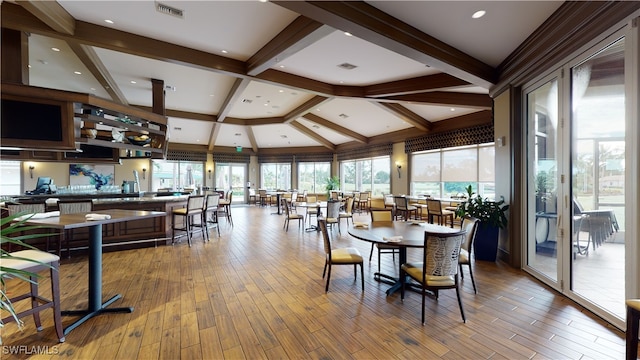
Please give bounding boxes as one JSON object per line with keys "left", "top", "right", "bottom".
{"left": 258, "top": 154, "right": 293, "bottom": 163}
{"left": 337, "top": 143, "right": 392, "bottom": 161}
{"left": 166, "top": 150, "right": 207, "bottom": 162}
{"left": 405, "top": 124, "right": 494, "bottom": 153}
{"left": 295, "top": 153, "right": 334, "bottom": 163}
{"left": 213, "top": 153, "right": 250, "bottom": 163}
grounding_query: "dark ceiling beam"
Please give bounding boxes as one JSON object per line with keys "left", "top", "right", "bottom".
{"left": 290, "top": 120, "right": 336, "bottom": 151}
{"left": 371, "top": 102, "right": 432, "bottom": 132}
{"left": 384, "top": 91, "right": 493, "bottom": 109}
{"left": 247, "top": 16, "right": 334, "bottom": 76}
{"left": 283, "top": 95, "right": 331, "bottom": 123}
{"left": 67, "top": 42, "right": 128, "bottom": 105}
{"left": 246, "top": 127, "right": 259, "bottom": 153}
{"left": 17, "top": 0, "right": 75, "bottom": 35}
{"left": 225, "top": 117, "right": 286, "bottom": 126}
{"left": 134, "top": 105, "right": 287, "bottom": 126}
{"left": 301, "top": 113, "right": 367, "bottom": 143}
{"left": 254, "top": 69, "right": 335, "bottom": 96}
{"left": 273, "top": 1, "right": 496, "bottom": 88}
{"left": 217, "top": 78, "right": 250, "bottom": 123}
{"left": 364, "top": 73, "right": 470, "bottom": 98}
{"left": 207, "top": 122, "right": 221, "bottom": 152}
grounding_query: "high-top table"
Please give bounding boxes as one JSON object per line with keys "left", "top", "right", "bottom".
{"left": 22, "top": 209, "right": 166, "bottom": 335}
{"left": 348, "top": 220, "right": 459, "bottom": 295}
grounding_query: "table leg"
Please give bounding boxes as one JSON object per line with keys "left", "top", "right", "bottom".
{"left": 61, "top": 223, "right": 133, "bottom": 335}
{"left": 271, "top": 194, "right": 282, "bottom": 215}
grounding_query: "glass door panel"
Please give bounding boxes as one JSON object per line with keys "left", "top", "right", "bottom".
{"left": 570, "top": 38, "right": 625, "bottom": 319}
{"left": 526, "top": 76, "right": 560, "bottom": 284}
{"left": 230, "top": 165, "right": 246, "bottom": 203}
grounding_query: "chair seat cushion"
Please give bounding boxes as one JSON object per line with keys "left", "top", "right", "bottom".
{"left": 459, "top": 249, "right": 470, "bottom": 263}
{"left": 331, "top": 247, "right": 363, "bottom": 263}
{"left": 401, "top": 262, "right": 455, "bottom": 286}
{"left": 339, "top": 212, "right": 352, "bottom": 217}
{"left": 1, "top": 250, "right": 59, "bottom": 273}
{"left": 288, "top": 214, "right": 304, "bottom": 219}
{"left": 219, "top": 200, "right": 230, "bottom": 205}
{"left": 627, "top": 299, "right": 640, "bottom": 311}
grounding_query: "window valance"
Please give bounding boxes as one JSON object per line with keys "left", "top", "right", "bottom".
{"left": 405, "top": 123, "right": 494, "bottom": 153}
{"left": 337, "top": 143, "right": 392, "bottom": 161}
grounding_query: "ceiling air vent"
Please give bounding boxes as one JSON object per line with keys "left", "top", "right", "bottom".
{"left": 241, "top": 99, "right": 253, "bottom": 104}
{"left": 337, "top": 62, "right": 357, "bottom": 70}
{"left": 156, "top": 2, "right": 184, "bottom": 18}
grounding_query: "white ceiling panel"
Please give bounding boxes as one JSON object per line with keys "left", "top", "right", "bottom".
{"left": 166, "top": 117, "right": 212, "bottom": 145}
{"left": 229, "top": 81, "right": 316, "bottom": 119}
{"left": 315, "top": 98, "right": 413, "bottom": 136}
{"left": 253, "top": 124, "right": 322, "bottom": 148}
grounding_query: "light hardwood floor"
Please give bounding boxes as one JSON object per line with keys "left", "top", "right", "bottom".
{"left": 1, "top": 204, "right": 633, "bottom": 359}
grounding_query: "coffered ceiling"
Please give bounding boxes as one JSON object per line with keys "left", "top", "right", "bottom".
{"left": 2, "top": 1, "right": 564, "bottom": 154}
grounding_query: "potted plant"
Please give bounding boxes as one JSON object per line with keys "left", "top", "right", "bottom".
{"left": 455, "top": 185, "right": 509, "bottom": 261}
{"left": 324, "top": 176, "right": 340, "bottom": 199}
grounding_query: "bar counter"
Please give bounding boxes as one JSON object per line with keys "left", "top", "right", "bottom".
{"left": 4, "top": 193, "right": 191, "bottom": 254}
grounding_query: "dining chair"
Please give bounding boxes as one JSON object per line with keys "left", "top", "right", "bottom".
{"left": 459, "top": 216, "right": 480, "bottom": 293}
{"left": 426, "top": 199, "right": 455, "bottom": 227}
{"left": 319, "top": 219, "right": 364, "bottom": 293}
{"left": 325, "top": 200, "right": 342, "bottom": 233}
{"left": 289, "top": 191, "right": 298, "bottom": 210}
{"left": 5, "top": 202, "right": 48, "bottom": 252}
{"left": 357, "top": 191, "right": 370, "bottom": 213}
{"left": 1, "top": 249, "right": 65, "bottom": 342}
{"left": 338, "top": 197, "right": 354, "bottom": 233}
{"left": 258, "top": 189, "right": 269, "bottom": 207}
{"left": 368, "top": 208, "right": 399, "bottom": 273}
{"left": 330, "top": 191, "right": 339, "bottom": 201}
{"left": 203, "top": 193, "right": 220, "bottom": 238}
{"left": 248, "top": 189, "right": 258, "bottom": 205}
{"left": 218, "top": 191, "right": 233, "bottom": 225}
{"left": 57, "top": 199, "right": 93, "bottom": 258}
{"left": 297, "top": 190, "right": 307, "bottom": 203}
{"left": 393, "top": 196, "right": 418, "bottom": 221}
{"left": 410, "top": 198, "right": 429, "bottom": 220}
{"left": 383, "top": 194, "right": 396, "bottom": 211}
{"left": 626, "top": 299, "right": 640, "bottom": 360}
{"left": 282, "top": 197, "right": 303, "bottom": 231}
{"left": 400, "top": 230, "right": 467, "bottom": 325}
{"left": 305, "top": 195, "right": 318, "bottom": 227}
{"left": 172, "top": 195, "right": 205, "bottom": 247}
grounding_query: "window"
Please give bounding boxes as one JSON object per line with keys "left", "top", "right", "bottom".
{"left": 151, "top": 160, "right": 204, "bottom": 191}
{"left": 0, "top": 161, "right": 21, "bottom": 196}
{"left": 340, "top": 156, "right": 390, "bottom": 196}
{"left": 260, "top": 163, "right": 291, "bottom": 190}
{"left": 410, "top": 144, "right": 494, "bottom": 198}
{"left": 298, "top": 162, "right": 329, "bottom": 193}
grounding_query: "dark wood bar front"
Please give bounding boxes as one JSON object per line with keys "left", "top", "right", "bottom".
{"left": 3, "top": 194, "right": 189, "bottom": 254}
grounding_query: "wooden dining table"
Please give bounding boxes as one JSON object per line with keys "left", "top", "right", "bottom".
{"left": 22, "top": 209, "right": 166, "bottom": 335}
{"left": 348, "top": 220, "right": 459, "bottom": 295}
{"left": 295, "top": 201, "right": 327, "bottom": 231}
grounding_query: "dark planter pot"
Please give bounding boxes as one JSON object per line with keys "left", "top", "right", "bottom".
{"left": 473, "top": 222, "right": 500, "bottom": 261}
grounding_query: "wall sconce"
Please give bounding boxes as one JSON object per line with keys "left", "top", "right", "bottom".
{"left": 142, "top": 168, "right": 146, "bottom": 179}
{"left": 29, "top": 165, "right": 35, "bottom": 179}
{"left": 396, "top": 163, "right": 402, "bottom": 178}
{"left": 208, "top": 169, "right": 212, "bottom": 179}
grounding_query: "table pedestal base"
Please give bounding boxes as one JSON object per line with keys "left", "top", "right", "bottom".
{"left": 62, "top": 294, "right": 133, "bottom": 335}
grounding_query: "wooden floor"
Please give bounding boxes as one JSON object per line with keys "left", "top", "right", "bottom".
{"left": 2, "top": 204, "right": 632, "bottom": 359}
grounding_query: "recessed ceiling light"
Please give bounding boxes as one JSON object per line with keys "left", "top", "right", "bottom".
{"left": 450, "top": 108, "right": 456, "bottom": 111}
{"left": 221, "top": 50, "right": 228, "bottom": 54}
{"left": 130, "top": 80, "right": 137, "bottom": 84}
{"left": 51, "top": 47, "right": 60, "bottom": 52}
{"left": 344, "top": 32, "right": 353, "bottom": 37}
{"left": 104, "top": 19, "right": 114, "bottom": 24}
{"left": 278, "top": 89, "right": 284, "bottom": 93}
{"left": 74, "top": 71, "right": 82, "bottom": 75}
{"left": 90, "top": 88, "right": 96, "bottom": 91}
{"left": 279, "top": 65, "right": 285, "bottom": 68}
{"left": 235, "top": 133, "right": 242, "bottom": 136}
{"left": 209, "top": 94, "right": 215, "bottom": 97}
{"left": 472, "top": 10, "right": 486, "bottom": 19}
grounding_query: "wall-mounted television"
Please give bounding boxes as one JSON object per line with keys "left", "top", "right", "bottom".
{"left": 64, "top": 144, "right": 119, "bottom": 161}
{"left": 1, "top": 93, "right": 77, "bottom": 150}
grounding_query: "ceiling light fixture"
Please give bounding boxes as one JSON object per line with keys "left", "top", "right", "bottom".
{"left": 221, "top": 50, "right": 228, "bottom": 54}
{"left": 130, "top": 80, "right": 137, "bottom": 84}
{"left": 344, "top": 32, "right": 353, "bottom": 37}
{"left": 104, "top": 19, "right": 114, "bottom": 24}
{"left": 472, "top": 10, "right": 486, "bottom": 19}
{"left": 51, "top": 47, "right": 60, "bottom": 52}
{"left": 74, "top": 71, "right": 82, "bottom": 75}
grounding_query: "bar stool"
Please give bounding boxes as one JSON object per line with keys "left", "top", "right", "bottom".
{"left": 1, "top": 250, "right": 65, "bottom": 342}
{"left": 627, "top": 299, "right": 640, "bottom": 360}
{"left": 171, "top": 195, "right": 205, "bottom": 247}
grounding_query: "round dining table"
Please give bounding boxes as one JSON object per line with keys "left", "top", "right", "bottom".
{"left": 295, "top": 201, "right": 327, "bottom": 231}
{"left": 348, "top": 220, "right": 459, "bottom": 296}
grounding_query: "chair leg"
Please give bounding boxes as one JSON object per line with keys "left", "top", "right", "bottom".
{"left": 455, "top": 281, "right": 466, "bottom": 323}
{"left": 421, "top": 287, "right": 427, "bottom": 325}
{"left": 30, "top": 274, "right": 42, "bottom": 330}
{"left": 360, "top": 263, "right": 364, "bottom": 291}
{"left": 627, "top": 305, "right": 639, "bottom": 360}
{"left": 369, "top": 243, "right": 375, "bottom": 261}
{"left": 468, "top": 265, "right": 477, "bottom": 294}
{"left": 325, "top": 264, "right": 332, "bottom": 293}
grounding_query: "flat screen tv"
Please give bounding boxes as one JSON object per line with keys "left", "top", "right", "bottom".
{"left": 1, "top": 94, "right": 77, "bottom": 150}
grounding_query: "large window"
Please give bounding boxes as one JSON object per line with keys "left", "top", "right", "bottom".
{"left": 0, "top": 161, "right": 21, "bottom": 196}
{"left": 298, "top": 162, "right": 330, "bottom": 193}
{"left": 151, "top": 160, "right": 204, "bottom": 191}
{"left": 411, "top": 144, "right": 495, "bottom": 198}
{"left": 260, "top": 163, "right": 291, "bottom": 190}
{"left": 340, "top": 156, "right": 390, "bottom": 196}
